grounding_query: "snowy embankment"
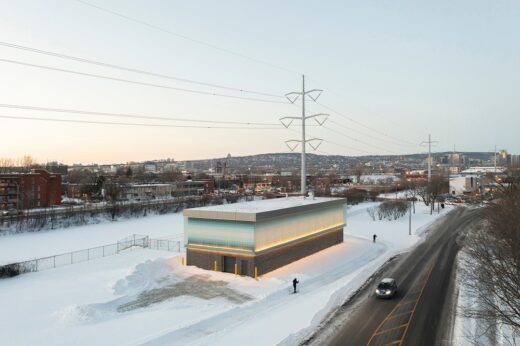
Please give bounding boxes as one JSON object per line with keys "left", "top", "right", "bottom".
{"left": 0, "top": 201, "right": 453, "bottom": 346}
{"left": 452, "top": 250, "right": 519, "bottom": 345}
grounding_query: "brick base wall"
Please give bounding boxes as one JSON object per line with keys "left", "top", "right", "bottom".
{"left": 186, "top": 249, "right": 257, "bottom": 277}
{"left": 187, "top": 227, "right": 343, "bottom": 278}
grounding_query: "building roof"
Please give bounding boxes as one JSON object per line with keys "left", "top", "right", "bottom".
{"left": 461, "top": 166, "right": 507, "bottom": 174}
{"left": 184, "top": 196, "right": 346, "bottom": 222}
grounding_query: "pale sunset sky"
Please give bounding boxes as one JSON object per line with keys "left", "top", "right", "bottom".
{"left": 0, "top": 0, "right": 519, "bottom": 164}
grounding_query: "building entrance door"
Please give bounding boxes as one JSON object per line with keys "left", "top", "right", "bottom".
{"left": 223, "top": 256, "right": 235, "bottom": 273}
{"left": 240, "top": 260, "right": 248, "bottom": 276}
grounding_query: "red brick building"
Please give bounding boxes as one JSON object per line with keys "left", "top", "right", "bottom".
{"left": 0, "top": 169, "right": 61, "bottom": 210}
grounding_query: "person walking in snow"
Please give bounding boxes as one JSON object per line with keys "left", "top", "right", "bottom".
{"left": 373, "top": 234, "right": 377, "bottom": 243}
{"left": 293, "top": 278, "right": 299, "bottom": 293}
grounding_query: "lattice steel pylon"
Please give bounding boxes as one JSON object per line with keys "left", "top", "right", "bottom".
{"left": 280, "top": 75, "right": 328, "bottom": 195}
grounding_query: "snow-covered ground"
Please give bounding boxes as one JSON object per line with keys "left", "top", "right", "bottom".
{"left": 0, "top": 201, "right": 453, "bottom": 346}
{"left": 0, "top": 213, "right": 184, "bottom": 265}
{"left": 452, "top": 251, "right": 519, "bottom": 345}
{"left": 377, "top": 190, "right": 411, "bottom": 200}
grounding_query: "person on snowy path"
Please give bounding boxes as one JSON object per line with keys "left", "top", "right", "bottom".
{"left": 373, "top": 234, "right": 377, "bottom": 243}
{"left": 293, "top": 278, "right": 299, "bottom": 293}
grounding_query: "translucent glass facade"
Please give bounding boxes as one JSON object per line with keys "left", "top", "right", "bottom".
{"left": 254, "top": 205, "right": 344, "bottom": 251}
{"left": 186, "top": 218, "right": 255, "bottom": 250}
{"left": 186, "top": 204, "right": 345, "bottom": 252}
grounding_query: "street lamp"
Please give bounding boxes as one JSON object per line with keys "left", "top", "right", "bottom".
{"left": 407, "top": 190, "right": 412, "bottom": 236}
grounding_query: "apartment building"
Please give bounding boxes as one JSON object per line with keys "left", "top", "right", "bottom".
{"left": 0, "top": 169, "right": 61, "bottom": 210}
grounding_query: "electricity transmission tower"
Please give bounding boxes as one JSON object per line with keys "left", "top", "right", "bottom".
{"left": 280, "top": 75, "right": 328, "bottom": 195}
{"left": 421, "top": 134, "right": 438, "bottom": 183}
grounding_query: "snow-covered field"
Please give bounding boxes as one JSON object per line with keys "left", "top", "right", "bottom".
{"left": 0, "top": 213, "right": 184, "bottom": 265}
{"left": 0, "top": 201, "right": 453, "bottom": 346}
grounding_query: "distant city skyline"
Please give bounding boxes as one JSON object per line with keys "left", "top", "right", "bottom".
{"left": 1, "top": 0, "right": 519, "bottom": 164}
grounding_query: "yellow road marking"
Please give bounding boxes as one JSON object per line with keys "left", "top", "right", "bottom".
{"left": 386, "top": 310, "right": 414, "bottom": 321}
{"left": 373, "top": 323, "right": 408, "bottom": 337}
{"left": 366, "top": 264, "right": 435, "bottom": 346}
{"left": 398, "top": 264, "right": 435, "bottom": 344}
{"left": 397, "top": 298, "right": 419, "bottom": 306}
{"left": 384, "top": 341, "right": 402, "bottom": 346}
{"left": 366, "top": 303, "right": 402, "bottom": 345}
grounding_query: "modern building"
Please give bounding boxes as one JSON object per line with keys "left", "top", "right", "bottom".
{"left": 184, "top": 197, "right": 346, "bottom": 277}
{"left": 0, "top": 169, "right": 61, "bottom": 210}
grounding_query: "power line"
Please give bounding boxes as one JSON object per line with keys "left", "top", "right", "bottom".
{"left": 75, "top": 0, "right": 300, "bottom": 76}
{"left": 323, "top": 139, "right": 376, "bottom": 155}
{"left": 73, "top": 1, "right": 422, "bottom": 150}
{"left": 295, "top": 102, "right": 416, "bottom": 152}
{"left": 0, "top": 114, "right": 284, "bottom": 130}
{"left": 286, "top": 127, "right": 373, "bottom": 155}
{"left": 73, "top": 1, "right": 421, "bottom": 149}
{"left": 306, "top": 75, "right": 414, "bottom": 129}
{"left": 0, "top": 58, "right": 288, "bottom": 104}
{"left": 0, "top": 41, "right": 284, "bottom": 99}
{"left": 328, "top": 119, "right": 416, "bottom": 149}
{"left": 316, "top": 101, "right": 419, "bottom": 146}
{"left": 0, "top": 103, "right": 281, "bottom": 126}
{"left": 322, "top": 125, "right": 398, "bottom": 155}
{"left": 316, "top": 149, "right": 333, "bottom": 156}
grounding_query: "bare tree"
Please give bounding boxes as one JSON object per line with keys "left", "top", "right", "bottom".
{"left": 19, "top": 155, "right": 39, "bottom": 171}
{"left": 461, "top": 184, "right": 520, "bottom": 343}
{"left": 416, "top": 176, "right": 448, "bottom": 214}
{"left": 0, "top": 158, "right": 15, "bottom": 173}
{"left": 427, "top": 175, "right": 447, "bottom": 214}
{"left": 104, "top": 183, "right": 122, "bottom": 220}
{"left": 353, "top": 164, "right": 364, "bottom": 184}
{"left": 416, "top": 180, "right": 430, "bottom": 206}
{"left": 404, "top": 179, "right": 418, "bottom": 213}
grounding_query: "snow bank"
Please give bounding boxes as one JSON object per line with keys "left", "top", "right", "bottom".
{"left": 452, "top": 250, "right": 519, "bottom": 345}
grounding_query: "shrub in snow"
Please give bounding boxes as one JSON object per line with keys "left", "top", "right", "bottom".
{"left": 0, "top": 263, "right": 21, "bottom": 278}
{"left": 368, "top": 200, "right": 409, "bottom": 221}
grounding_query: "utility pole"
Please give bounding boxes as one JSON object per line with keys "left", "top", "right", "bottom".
{"left": 427, "top": 134, "right": 432, "bottom": 182}
{"left": 449, "top": 144, "right": 455, "bottom": 195}
{"left": 280, "top": 75, "right": 328, "bottom": 195}
{"left": 421, "top": 134, "right": 438, "bottom": 183}
{"left": 409, "top": 197, "right": 412, "bottom": 235}
{"left": 301, "top": 75, "right": 306, "bottom": 195}
{"left": 494, "top": 144, "right": 497, "bottom": 174}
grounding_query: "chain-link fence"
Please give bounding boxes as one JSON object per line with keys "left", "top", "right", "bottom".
{"left": 0, "top": 234, "right": 183, "bottom": 278}
{"left": 148, "top": 238, "right": 181, "bottom": 252}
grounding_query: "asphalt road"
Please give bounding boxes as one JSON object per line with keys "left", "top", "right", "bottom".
{"left": 306, "top": 206, "right": 483, "bottom": 346}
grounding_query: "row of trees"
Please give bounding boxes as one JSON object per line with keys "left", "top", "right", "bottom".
{"left": 0, "top": 155, "right": 39, "bottom": 173}
{"left": 0, "top": 193, "right": 241, "bottom": 234}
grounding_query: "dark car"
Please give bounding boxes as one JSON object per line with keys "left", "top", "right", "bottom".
{"left": 375, "top": 278, "right": 398, "bottom": 298}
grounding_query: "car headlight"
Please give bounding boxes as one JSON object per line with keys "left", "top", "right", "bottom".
{"left": 376, "top": 289, "right": 380, "bottom": 294}
{"left": 385, "top": 290, "right": 391, "bottom": 295}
